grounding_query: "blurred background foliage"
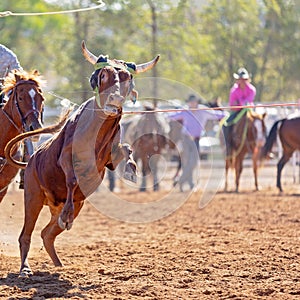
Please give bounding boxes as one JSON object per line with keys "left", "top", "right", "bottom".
{"left": 0, "top": 0, "right": 299, "bottom": 107}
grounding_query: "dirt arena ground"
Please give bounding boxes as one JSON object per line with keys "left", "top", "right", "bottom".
{"left": 0, "top": 162, "right": 300, "bottom": 299}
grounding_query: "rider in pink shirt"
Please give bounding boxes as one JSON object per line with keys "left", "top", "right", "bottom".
{"left": 229, "top": 67, "right": 256, "bottom": 111}
{"left": 223, "top": 67, "right": 256, "bottom": 156}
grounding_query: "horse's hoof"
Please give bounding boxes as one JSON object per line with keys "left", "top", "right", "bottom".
{"left": 19, "top": 267, "right": 33, "bottom": 278}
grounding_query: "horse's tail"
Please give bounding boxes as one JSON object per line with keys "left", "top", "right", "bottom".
{"left": 260, "top": 118, "right": 285, "bottom": 159}
{"left": 4, "top": 109, "right": 71, "bottom": 169}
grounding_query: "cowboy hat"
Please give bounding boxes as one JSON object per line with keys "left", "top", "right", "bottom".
{"left": 233, "top": 67, "right": 250, "bottom": 80}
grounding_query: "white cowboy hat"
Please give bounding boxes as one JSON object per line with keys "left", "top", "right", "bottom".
{"left": 233, "top": 67, "right": 250, "bottom": 80}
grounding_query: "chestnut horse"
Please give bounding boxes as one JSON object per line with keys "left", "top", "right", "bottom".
{"left": 0, "top": 70, "right": 45, "bottom": 202}
{"left": 224, "top": 109, "right": 267, "bottom": 192}
{"left": 260, "top": 117, "right": 300, "bottom": 192}
{"left": 5, "top": 41, "right": 159, "bottom": 277}
{"left": 124, "top": 109, "right": 172, "bottom": 191}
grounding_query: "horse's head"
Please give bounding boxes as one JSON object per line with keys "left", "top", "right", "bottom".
{"left": 249, "top": 111, "right": 267, "bottom": 147}
{"left": 81, "top": 40, "right": 159, "bottom": 116}
{"left": 3, "top": 70, "right": 45, "bottom": 138}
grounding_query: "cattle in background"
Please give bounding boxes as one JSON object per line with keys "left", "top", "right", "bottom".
{"left": 123, "top": 106, "right": 173, "bottom": 191}
{"left": 5, "top": 41, "right": 159, "bottom": 277}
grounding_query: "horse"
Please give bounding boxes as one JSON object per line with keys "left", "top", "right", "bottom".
{"left": 260, "top": 116, "right": 300, "bottom": 192}
{"left": 0, "top": 70, "right": 45, "bottom": 203}
{"left": 4, "top": 40, "right": 159, "bottom": 277}
{"left": 223, "top": 109, "right": 267, "bottom": 192}
{"left": 123, "top": 107, "right": 172, "bottom": 191}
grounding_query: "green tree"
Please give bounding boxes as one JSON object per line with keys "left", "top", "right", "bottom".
{"left": 1, "top": 0, "right": 299, "bottom": 108}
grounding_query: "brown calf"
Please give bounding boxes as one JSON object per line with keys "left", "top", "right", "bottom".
{"left": 5, "top": 41, "right": 159, "bottom": 277}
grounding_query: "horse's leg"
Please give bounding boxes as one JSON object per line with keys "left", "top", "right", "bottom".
{"left": 277, "top": 152, "right": 293, "bottom": 192}
{"left": 42, "top": 201, "right": 84, "bottom": 267}
{"left": 235, "top": 157, "right": 243, "bottom": 193}
{"left": 152, "top": 161, "right": 159, "bottom": 191}
{"left": 107, "top": 169, "right": 115, "bottom": 192}
{"left": 140, "top": 162, "right": 147, "bottom": 192}
{"left": 19, "top": 186, "right": 44, "bottom": 277}
{"left": 173, "top": 157, "right": 181, "bottom": 187}
{"left": 140, "top": 155, "right": 154, "bottom": 192}
{"left": 149, "top": 154, "right": 159, "bottom": 191}
{"left": 252, "top": 147, "right": 259, "bottom": 191}
{"left": 153, "top": 170, "right": 159, "bottom": 191}
{"left": 224, "top": 158, "right": 230, "bottom": 192}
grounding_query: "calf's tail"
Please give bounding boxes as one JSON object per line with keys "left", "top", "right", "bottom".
{"left": 5, "top": 109, "right": 71, "bottom": 169}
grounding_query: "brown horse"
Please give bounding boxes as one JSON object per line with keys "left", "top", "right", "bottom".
{"left": 224, "top": 109, "right": 267, "bottom": 192}
{"left": 0, "top": 70, "right": 45, "bottom": 202}
{"left": 260, "top": 117, "right": 300, "bottom": 192}
{"left": 5, "top": 41, "right": 159, "bottom": 277}
{"left": 124, "top": 108, "right": 172, "bottom": 191}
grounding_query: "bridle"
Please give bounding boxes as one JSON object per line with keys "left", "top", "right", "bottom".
{"left": 0, "top": 79, "right": 43, "bottom": 177}
{"left": 14, "top": 79, "right": 43, "bottom": 128}
{"left": 2, "top": 79, "right": 43, "bottom": 132}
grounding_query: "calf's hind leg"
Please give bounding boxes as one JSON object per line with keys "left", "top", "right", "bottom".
{"left": 0, "top": 186, "right": 8, "bottom": 204}
{"left": 42, "top": 201, "right": 84, "bottom": 267}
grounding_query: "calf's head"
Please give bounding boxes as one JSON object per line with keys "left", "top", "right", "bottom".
{"left": 81, "top": 40, "right": 159, "bottom": 116}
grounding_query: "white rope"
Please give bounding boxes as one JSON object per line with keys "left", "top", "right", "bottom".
{"left": 47, "top": 91, "right": 300, "bottom": 115}
{"left": 0, "top": 1, "right": 105, "bottom": 17}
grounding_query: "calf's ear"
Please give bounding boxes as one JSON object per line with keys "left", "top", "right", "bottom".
{"left": 89, "top": 70, "right": 100, "bottom": 90}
